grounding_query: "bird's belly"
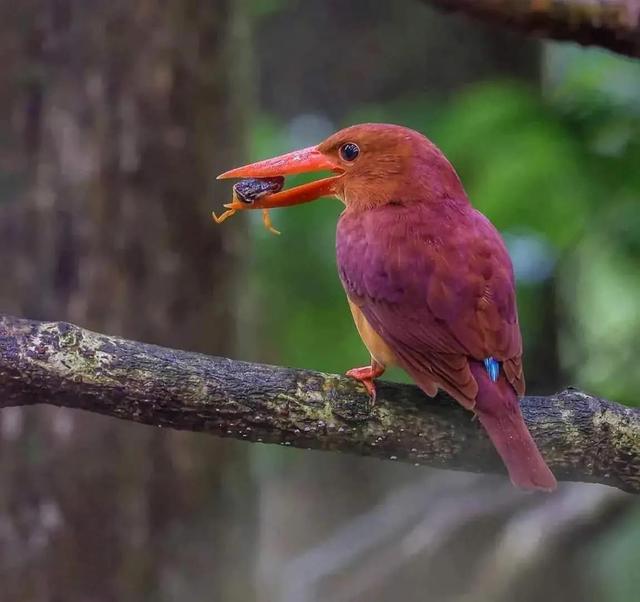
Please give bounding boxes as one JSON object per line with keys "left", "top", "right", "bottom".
{"left": 347, "top": 298, "right": 397, "bottom": 367}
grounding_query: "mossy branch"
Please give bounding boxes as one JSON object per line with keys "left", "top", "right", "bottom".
{"left": 0, "top": 314, "right": 638, "bottom": 493}
{"left": 421, "top": 0, "right": 640, "bottom": 58}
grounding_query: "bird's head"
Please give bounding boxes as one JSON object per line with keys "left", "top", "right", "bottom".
{"left": 217, "top": 123, "right": 466, "bottom": 212}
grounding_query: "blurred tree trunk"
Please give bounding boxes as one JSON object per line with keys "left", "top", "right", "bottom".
{"left": 0, "top": 1, "right": 254, "bottom": 601}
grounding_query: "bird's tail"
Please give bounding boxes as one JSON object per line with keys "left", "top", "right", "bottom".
{"left": 469, "top": 362, "right": 557, "bottom": 492}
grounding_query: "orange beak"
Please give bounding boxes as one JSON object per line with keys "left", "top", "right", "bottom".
{"left": 217, "top": 146, "right": 343, "bottom": 210}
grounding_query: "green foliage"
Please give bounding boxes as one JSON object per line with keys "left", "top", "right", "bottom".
{"left": 433, "top": 82, "right": 592, "bottom": 248}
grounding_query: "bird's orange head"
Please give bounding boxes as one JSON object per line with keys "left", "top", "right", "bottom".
{"left": 218, "top": 123, "right": 466, "bottom": 212}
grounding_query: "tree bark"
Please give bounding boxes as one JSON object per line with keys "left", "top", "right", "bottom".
{"left": 2, "top": 314, "right": 638, "bottom": 494}
{"left": 420, "top": 0, "right": 640, "bottom": 58}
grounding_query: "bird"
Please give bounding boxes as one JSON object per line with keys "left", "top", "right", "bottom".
{"left": 218, "top": 123, "right": 557, "bottom": 491}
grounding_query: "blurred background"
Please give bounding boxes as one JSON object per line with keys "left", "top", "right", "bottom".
{"left": 1, "top": 0, "right": 639, "bottom": 601}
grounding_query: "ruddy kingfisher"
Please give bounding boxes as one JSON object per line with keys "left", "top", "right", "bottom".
{"left": 217, "top": 123, "right": 557, "bottom": 491}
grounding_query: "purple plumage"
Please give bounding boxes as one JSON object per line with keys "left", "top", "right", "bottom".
{"left": 337, "top": 184, "right": 556, "bottom": 491}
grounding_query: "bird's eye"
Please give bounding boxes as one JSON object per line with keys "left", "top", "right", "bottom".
{"left": 339, "top": 142, "right": 360, "bottom": 162}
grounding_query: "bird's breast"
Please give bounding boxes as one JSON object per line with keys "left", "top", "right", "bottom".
{"left": 346, "top": 297, "right": 397, "bottom": 367}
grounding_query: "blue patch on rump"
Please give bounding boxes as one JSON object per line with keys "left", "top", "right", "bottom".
{"left": 484, "top": 357, "right": 500, "bottom": 382}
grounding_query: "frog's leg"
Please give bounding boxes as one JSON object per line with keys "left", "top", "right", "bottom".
{"left": 262, "top": 209, "right": 281, "bottom": 235}
{"left": 212, "top": 208, "right": 237, "bottom": 224}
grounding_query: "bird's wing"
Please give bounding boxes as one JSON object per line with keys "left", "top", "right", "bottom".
{"left": 336, "top": 203, "right": 524, "bottom": 409}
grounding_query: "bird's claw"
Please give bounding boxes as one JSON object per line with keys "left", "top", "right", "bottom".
{"left": 346, "top": 363, "right": 385, "bottom": 406}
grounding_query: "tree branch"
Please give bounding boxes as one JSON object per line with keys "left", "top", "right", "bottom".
{"left": 0, "top": 314, "right": 638, "bottom": 493}
{"left": 421, "top": 0, "right": 640, "bottom": 58}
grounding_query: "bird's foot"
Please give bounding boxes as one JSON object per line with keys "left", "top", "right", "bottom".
{"left": 346, "top": 362, "right": 385, "bottom": 404}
